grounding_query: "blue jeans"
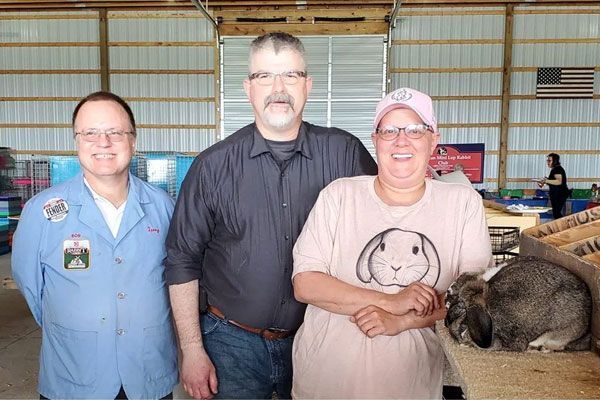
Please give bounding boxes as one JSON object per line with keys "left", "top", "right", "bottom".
{"left": 200, "top": 312, "right": 293, "bottom": 399}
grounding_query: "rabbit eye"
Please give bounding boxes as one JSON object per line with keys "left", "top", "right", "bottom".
{"left": 412, "top": 246, "right": 420, "bottom": 255}
{"left": 380, "top": 242, "right": 386, "bottom": 252}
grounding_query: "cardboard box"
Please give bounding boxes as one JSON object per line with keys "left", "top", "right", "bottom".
{"left": 522, "top": 207, "right": 600, "bottom": 354}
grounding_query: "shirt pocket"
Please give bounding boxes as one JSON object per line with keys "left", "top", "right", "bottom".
{"left": 45, "top": 322, "right": 98, "bottom": 386}
{"left": 143, "top": 320, "right": 178, "bottom": 381}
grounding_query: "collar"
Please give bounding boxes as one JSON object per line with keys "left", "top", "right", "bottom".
{"left": 68, "top": 172, "right": 150, "bottom": 206}
{"left": 249, "top": 122, "right": 313, "bottom": 160}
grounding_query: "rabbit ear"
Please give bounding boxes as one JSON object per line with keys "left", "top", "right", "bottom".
{"left": 356, "top": 231, "right": 387, "bottom": 283}
{"left": 466, "top": 304, "right": 494, "bottom": 348}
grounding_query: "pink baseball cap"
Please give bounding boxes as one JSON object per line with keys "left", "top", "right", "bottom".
{"left": 373, "top": 87, "right": 438, "bottom": 133}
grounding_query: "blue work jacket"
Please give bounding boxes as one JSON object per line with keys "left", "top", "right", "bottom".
{"left": 12, "top": 172, "right": 178, "bottom": 399}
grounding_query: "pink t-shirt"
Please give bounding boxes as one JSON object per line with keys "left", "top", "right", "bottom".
{"left": 292, "top": 176, "right": 492, "bottom": 399}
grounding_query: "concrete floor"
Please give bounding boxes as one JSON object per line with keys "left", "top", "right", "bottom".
{"left": 0, "top": 252, "right": 190, "bottom": 399}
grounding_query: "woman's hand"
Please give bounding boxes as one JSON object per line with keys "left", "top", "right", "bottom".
{"left": 351, "top": 305, "right": 404, "bottom": 338}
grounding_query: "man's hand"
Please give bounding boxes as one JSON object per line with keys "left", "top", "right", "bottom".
{"left": 386, "top": 282, "right": 439, "bottom": 317}
{"left": 180, "top": 347, "right": 218, "bottom": 399}
{"left": 350, "top": 305, "right": 404, "bottom": 338}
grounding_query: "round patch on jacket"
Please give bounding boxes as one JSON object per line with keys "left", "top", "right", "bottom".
{"left": 42, "top": 198, "right": 69, "bottom": 222}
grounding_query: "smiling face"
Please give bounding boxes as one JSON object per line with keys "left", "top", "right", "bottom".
{"left": 243, "top": 47, "right": 312, "bottom": 140}
{"left": 74, "top": 100, "right": 135, "bottom": 184}
{"left": 372, "top": 107, "right": 440, "bottom": 190}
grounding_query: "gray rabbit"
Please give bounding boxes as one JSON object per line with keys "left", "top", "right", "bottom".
{"left": 445, "top": 256, "right": 592, "bottom": 352}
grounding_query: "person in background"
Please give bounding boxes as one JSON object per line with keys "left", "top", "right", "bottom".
{"left": 165, "top": 32, "right": 377, "bottom": 400}
{"left": 291, "top": 87, "right": 493, "bottom": 398}
{"left": 591, "top": 183, "right": 598, "bottom": 202}
{"left": 538, "top": 153, "right": 569, "bottom": 219}
{"left": 11, "top": 92, "right": 178, "bottom": 399}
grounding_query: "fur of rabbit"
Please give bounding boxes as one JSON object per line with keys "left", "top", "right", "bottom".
{"left": 445, "top": 256, "right": 592, "bottom": 352}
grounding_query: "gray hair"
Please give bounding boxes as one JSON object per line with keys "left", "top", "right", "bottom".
{"left": 249, "top": 32, "right": 306, "bottom": 70}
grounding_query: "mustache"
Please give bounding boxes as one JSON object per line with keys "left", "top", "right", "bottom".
{"left": 264, "top": 92, "right": 295, "bottom": 110}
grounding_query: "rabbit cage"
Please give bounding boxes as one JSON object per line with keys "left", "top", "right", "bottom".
{"left": 489, "top": 226, "right": 520, "bottom": 265}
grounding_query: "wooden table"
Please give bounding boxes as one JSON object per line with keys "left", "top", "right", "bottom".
{"left": 437, "top": 321, "right": 600, "bottom": 399}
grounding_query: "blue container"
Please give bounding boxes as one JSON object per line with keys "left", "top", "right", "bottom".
{"left": 568, "top": 199, "right": 589, "bottom": 214}
{"left": 175, "top": 155, "right": 195, "bottom": 198}
{"left": 50, "top": 156, "right": 80, "bottom": 185}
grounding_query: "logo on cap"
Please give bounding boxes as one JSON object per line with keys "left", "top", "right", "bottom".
{"left": 391, "top": 88, "right": 412, "bottom": 102}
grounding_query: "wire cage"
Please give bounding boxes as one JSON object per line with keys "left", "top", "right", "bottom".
{"left": 492, "top": 251, "right": 519, "bottom": 266}
{"left": 488, "top": 226, "right": 520, "bottom": 252}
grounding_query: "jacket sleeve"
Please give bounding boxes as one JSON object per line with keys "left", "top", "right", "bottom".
{"left": 164, "top": 158, "right": 215, "bottom": 285}
{"left": 11, "top": 199, "right": 47, "bottom": 326}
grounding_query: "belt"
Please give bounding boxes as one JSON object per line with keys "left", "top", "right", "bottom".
{"left": 206, "top": 305, "right": 295, "bottom": 341}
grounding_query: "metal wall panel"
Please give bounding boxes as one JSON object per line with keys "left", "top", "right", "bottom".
{"left": 0, "top": 74, "right": 100, "bottom": 97}
{"left": 391, "top": 44, "right": 503, "bottom": 69}
{"left": 509, "top": 127, "right": 600, "bottom": 150}
{"left": 108, "top": 12, "right": 214, "bottom": 42}
{"left": 510, "top": 99, "right": 600, "bottom": 122}
{"left": 107, "top": 10, "right": 217, "bottom": 154}
{"left": 393, "top": 8, "right": 505, "bottom": 40}
{"left": 513, "top": 9, "right": 600, "bottom": 39}
{"left": 436, "top": 100, "right": 500, "bottom": 124}
{"left": 0, "top": 11, "right": 100, "bottom": 154}
{"left": 111, "top": 75, "right": 214, "bottom": 98}
{"left": 1, "top": 101, "right": 75, "bottom": 123}
{"left": 390, "top": 72, "right": 502, "bottom": 96}
{"left": 390, "top": 7, "right": 505, "bottom": 190}
{"left": 513, "top": 43, "right": 599, "bottom": 67}
{"left": 330, "top": 101, "right": 379, "bottom": 154}
{"left": 3, "top": 128, "right": 76, "bottom": 151}
{"left": 439, "top": 128, "right": 500, "bottom": 151}
{"left": 109, "top": 47, "right": 214, "bottom": 69}
{"left": 128, "top": 102, "right": 215, "bottom": 125}
{"left": 507, "top": 5, "right": 600, "bottom": 188}
{"left": 136, "top": 129, "right": 215, "bottom": 153}
{"left": 0, "top": 17, "right": 98, "bottom": 42}
{"left": 331, "top": 36, "right": 385, "bottom": 99}
{"left": 1, "top": 47, "right": 99, "bottom": 69}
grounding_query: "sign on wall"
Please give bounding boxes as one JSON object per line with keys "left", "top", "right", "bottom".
{"left": 429, "top": 143, "right": 485, "bottom": 184}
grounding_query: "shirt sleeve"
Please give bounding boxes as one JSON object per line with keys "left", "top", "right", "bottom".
{"left": 352, "top": 139, "right": 378, "bottom": 176}
{"left": 165, "top": 158, "right": 215, "bottom": 285}
{"left": 292, "top": 184, "right": 340, "bottom": 279}
{"left": 457, "top": 190, "right": 494, "bottom": 274}
{"left": 11, "top": 199, "right": 46, "bottom": 326}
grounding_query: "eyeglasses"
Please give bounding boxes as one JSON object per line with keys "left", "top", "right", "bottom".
{"left": 375, "top": 124, "right": 434, "bottom": 140}
{"left": 546, "top": 159, "right": 553, "bottom": 163}
{"left": 248, "top": 70, "right": 307, "bottom": 86}
{"left": 76, "top": 130, "right": 134, "bottom": 142}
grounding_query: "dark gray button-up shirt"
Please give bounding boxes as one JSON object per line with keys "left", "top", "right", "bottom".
{"left": 165, "top": 122, "right": 377, "bottom": 331}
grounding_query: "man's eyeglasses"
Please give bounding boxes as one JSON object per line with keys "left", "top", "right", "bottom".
{"left": 375, "top": 124, "right": 434, "bottom": 140}
{"left": 76, "top": 130, "right": 134, "bottom": 142}
{"left": 248, "top": 70, "right": 307, "bottom": 86}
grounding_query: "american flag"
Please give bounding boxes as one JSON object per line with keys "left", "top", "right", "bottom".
{"left": 536, "top": 67, "right": 595, "bottom": 99}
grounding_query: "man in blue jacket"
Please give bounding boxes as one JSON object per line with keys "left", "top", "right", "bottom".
{"left": 11, "top": 92, "right": 178, "bottom": 399}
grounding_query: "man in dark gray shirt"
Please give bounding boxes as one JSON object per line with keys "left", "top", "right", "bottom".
{"left": 165, "top": 32, "right": 377, "bottom": 400}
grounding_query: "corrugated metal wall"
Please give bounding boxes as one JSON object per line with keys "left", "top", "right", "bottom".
{"left": 390, "top": 5, "right": 600, "bottom": 190}
{"left": 1, "top": 11, "right": 100, "bottom": 153}
{"left": 0, "top": 10, "right": 217, "bottom": 156}
{"left": 221, "top": 35, "right": 386, "bottom": 154}
{"left": 509, "top": 5, "right": 600, "bottom": 189}
{"left": 390, "top": 7, "right": 506, "bottom": 190}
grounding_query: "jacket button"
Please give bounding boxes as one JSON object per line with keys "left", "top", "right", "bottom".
{"left": 117, "top": 292, "right": 126, "bottom": 299}
{"left": 115, "top": 257, "right": 123, "bottom": 264}
{"left": 116, "top": 328, "right": 125, "bottom": 335}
